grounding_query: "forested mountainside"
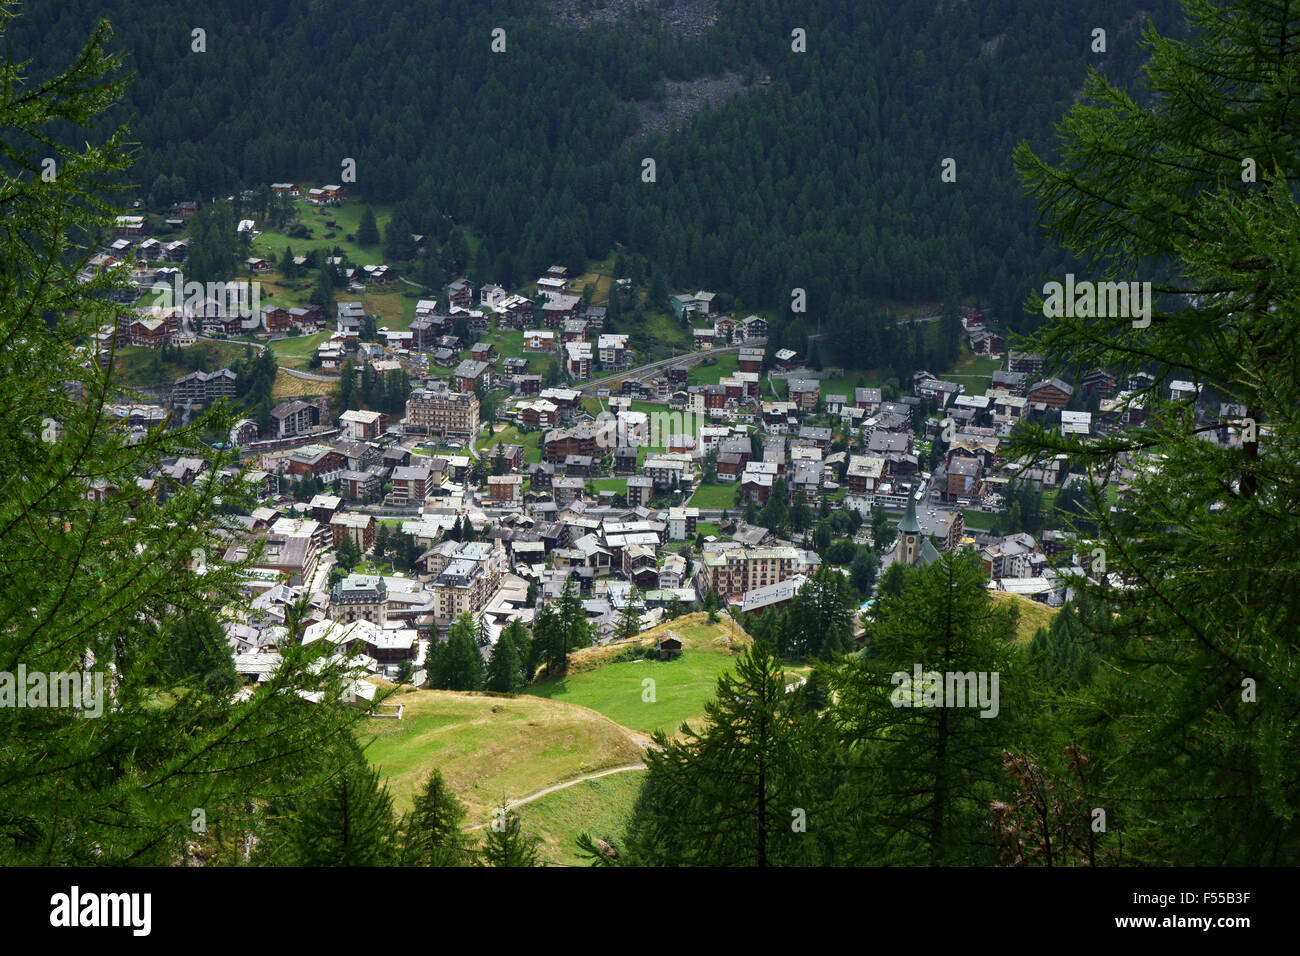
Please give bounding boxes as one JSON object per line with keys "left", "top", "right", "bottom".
{"left": 12, "top": 0, "right": 1182, "bottom": 366}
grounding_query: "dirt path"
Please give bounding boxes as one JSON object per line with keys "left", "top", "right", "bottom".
{"left": 465, "top": 763, "right": 647, "bottom": 830}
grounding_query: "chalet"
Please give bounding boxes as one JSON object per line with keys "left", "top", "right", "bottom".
{"left": 738, "top": 348, "right": 764, "bottom": 374}
{"left": 499, "top": 295, "right": 534, "bottom": 327}
{"left": 170, "top": 201, "right": 198, "bottom": 218}
{"left": 741, "top": 315, "right": 768, "bottom": 340}
{"left": 480, "top": 284, "right": 507, "bottom": 309}
{"left": 524, "top": 329, "right": 556, "bottom": 351}
{"left": 453, "top": 360, "right": 492, "bottom": 394}
{"left": 1081, "top": 368, "right": 1117, "bottom": 398}
{"left": 447, "top": 278, "right": 473, "bottom": 309}
{"left": 270, "top": 183, "right": 299, "bottom": 197}
{"left": 542, "top": 294, "right": 582, "bottom": 327}
{"left": 692, "top": 328, "right": 715, "bottom": 350}
{"left": 1027, "top": 377, "right": 1074, "bottom": 410}
{"left": 260, "top": 305, "right": 291, "bottom": 333}
{"left": 562, "top": 318, "right": 588, "bottom": 344}
{"left": 565, "top": 341, "right": 593, "bottom": 380}
{"left": 787, "top": 378, "right": 820, "bottom": 411}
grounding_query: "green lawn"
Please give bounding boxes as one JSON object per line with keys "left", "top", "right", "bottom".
{"left": 477, "top": 424, "right": 542, "bottom": 463}
{"left": 688, "top": 483, "right": 739, "bottom": 510}
{"left": 268, "top": 330, "right": 331, "bottom": 368}
{"left": 363, "top": 687, "right": 645, "bottom": 820}
{"left": 252, "top": 199, "right": 396, "bottom": 268}
{"left": 112, "top": 339, "right": 254, "bottom": 387}
{"left": 526, "top": 616, "right": 750, "bottom": 737}
{"left": 686, "top": 353, "right": 739, "bottom": 386}
{"left": 591, "top": 477, "right": 628, "bottom": 495}
{"left": 524, "top": 770, "right": 645, "bottom": 867}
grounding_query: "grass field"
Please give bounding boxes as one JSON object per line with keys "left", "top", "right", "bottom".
{"left": 522, "top": 769, "right": 645, "bottom": 867}
{"left": 525, "top": 613, "right": 751, "bottom": 737}
{"left": 252, "top": 199, "right": 395, "bottom": 268}
{"left": 272, "top": 368, "right": 336, "bottom": 399}
{"left": 686, "top": 352, "right": 739, "bottom": 386}
{"left": 992, "top": 591, "right": 1060, "bottom": 643}
{"left": 267, "top": 330, "right": 331, "bottom": 368}
{"left": 688, "top": 482, "right": 739, "bottom": 510}
{"left": 477, "top": 424, "right": 542, "bottom": 463}
{"left": 112, "top": 339, "right": 254, "bottom": 388}
{"left": 362, "top": 685, "right": 646, "bottom": 823}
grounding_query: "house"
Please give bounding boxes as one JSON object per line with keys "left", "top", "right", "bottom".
{"left": 656, "top": 632, "right": 683, "bottom": 660}
{"left": 738, "top": 348, "right": 764, "bottom": 374}
{"left": 1028, "top": 377, "right": 1074, "bottom": 409}
{"left": 542, "top": 294, "right": 582, "bottom": 327}
{"left": 741, "top": 315, "right": 768, "bottom": 340}
{"left": 774, "top": 348, "right": 802, "bottom": 371}
{"left": 626, "top": 475, "right": 654, "bottom": 507}
{"left": 453, "top": 359, "right": 492, "bottom": 393}
{"left": 692, "top": 328, "right": 714, "bottom": 350}
{"left": 447, "top": 278, "right": 473, "bottom": 309}
{"left": 598, "top": 334, "right": 630, "bottom": 369}
{"left": 338, "top": 409, "right": 387, "bottom": 441}
{"left": 524, "top": 329, "right": 556, "bottom": 352}
{"left": 787, "top": 378, "right": 820, "bottom": 411}
{"left": 486, "top": 474, "right": 523, "bottom": 504}
{"left": 565, "top": 341, "right": 593, "bottom": 380}
{"left": 480, "top": 284, "right": 506, "bottom": 309}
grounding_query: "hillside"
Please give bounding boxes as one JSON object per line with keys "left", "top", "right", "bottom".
{"left": 14, "top": 0, "right": 1185, "bottom": 377}
{"left": 525, "top": 612, "right": 751, "bottom": 736}
{"left": 362, "top": 685, "right": 646, "bottom": 822}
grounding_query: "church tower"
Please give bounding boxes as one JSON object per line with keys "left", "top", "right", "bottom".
{"left": 896, "top": 496, "right": 921, "bottom": 567}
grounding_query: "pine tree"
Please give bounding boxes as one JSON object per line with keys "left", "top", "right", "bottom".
{"left": 615, "top": 590, "right": 644, "bottom": 643}
{"left": 0, "top": 13, "right": 367, "bottom": 865}
{"left": 616, "top": 641, "right": 839, "bottom": 866}
{"left": 478, "top": 804, "right": 540, "bottom": 867}
{"left": 485, "top": 631, "right": 523, "bottom": 693}
{"left": 357, "top": 206, "right": 380, "bottom": 246}
{"left": 396, "top": 769, "right": 468, "bottom": 866}
{"left": 285, "top": 747, "right": 396, "bottom": 866}
{"left": 828, "top": 550, "right": 1021, "bottom": 865}
{"left": 1012, "top": 0, "right": 1300, "bottom": 864}
{"left": 428, "top": 613, "right": 486, "bottom": 691}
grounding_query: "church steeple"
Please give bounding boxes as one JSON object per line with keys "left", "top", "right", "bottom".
{"left": 899, "top": 496, "right": 921, "bottom": 535}
{"left": 896, "top": 496, "right": 921, "bottom": 567}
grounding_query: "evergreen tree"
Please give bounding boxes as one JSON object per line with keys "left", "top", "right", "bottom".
{"left": 615, "top": 641, "right": 839, "bottom": 866}
{"left": 0, "top": 15, "right": 366, "bottom": 865}
{"left": 427, "top": 613, "right": 486, "bottom": 691}
{"left": 285, "top": 746, "right": 396, "bottom": 866}
{"left": 1012, "top": 0, "right": 1300, "bottom": 864}
{"left": 485, "top": 630, "right": 524, "bottom": 693}
{"left": 478, "top": 805, "right": 540, "bottom": 867}
{"left": 396, "top": 769, "right": 469, "bottom": 867}
{"left": 357, "top": 206, "right": 380, "bottom": 246}
{"left": 828, "top": 551, "right": 1021, "bottom": 865}
{"left": 615, "top": 590, "right": 644, "bottom": 643}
